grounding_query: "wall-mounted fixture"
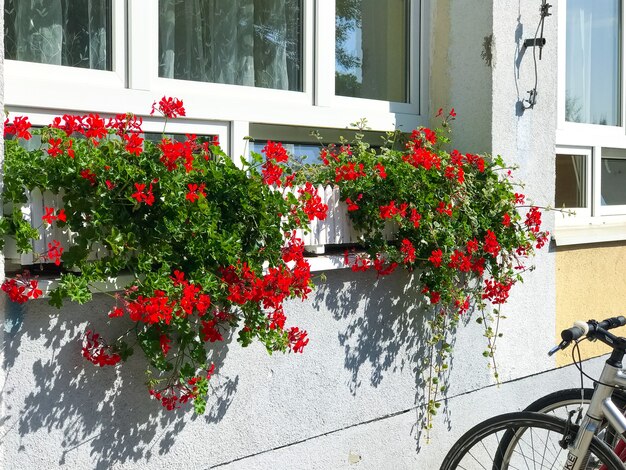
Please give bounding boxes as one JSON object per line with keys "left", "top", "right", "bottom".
{"left": 522, "top": 0, "right": 552, "bottom": 109}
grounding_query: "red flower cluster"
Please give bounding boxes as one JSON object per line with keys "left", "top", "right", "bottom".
{"left": 46, "top": 240, "right": 64, "bottom": 266}
{"left": 221, "top": 235, "right": 311, "bottom": 349}
{"left": 42, "top": 207, "right": 66, "bottom": 225}
{"left": 525, "top": 206, "right": 542, "bottom": 233}
{"left": 379, "top": 200, "right": 408, "bottom": 219}
{"left": 298, "top": 182, "right": 328, "bottom": 221}
{"left": 263, "top": 141, "right": 289, "bottom": 163}
{"left": 149, "top": 365, "right": 215, "bottom": 410}
{"left": 159, "top": 137, "right": 199, "bottom": 172}
{"left": 448, "top": 249, "right": 472, "bottom": 272}
{"left": 373, "top": 255, "right": 398, "bottom": 276}
{"left": 444, "top": 165, "right": 465, "bottom": 184}
{"left": 436, "top": 201, "right": 453, "bottom": 216}
{"left": 82, "top": 330, "right": 121, "bottom": 367}
{"left": 345, "top": 194, "right": 363, "bottom": 211}
{"left": 186, "top": 183, "right": 207, "bottom": 203}
{"left": 400, "top": 238, "right": 416, "bottom": 263}
{"left": 335, "top": 162, "right": 366, "bottom": 182}
{"left": 1, "top": 274, "right": 42, "bottom": 303}
{"left": 4, "top": 116, "right": 32, "bottom": 140}
{"left": 131, "top": 182, "right": 155, "bottom": 206}
{"left": 482, "top": 278, "right": 514, "bottom": 304}
{"left": 127, "top": 290, "right": 175, "bottom": 325}
{"left": 429, "top": 249, "right": 443, "bottom": 267}
{"left": 262, "top": 161, "right": 283, "bottom": 186}
{"left": 288, "top": 327, "right": 309, "bottom": 353}
{"left": 483, "top": 230, "right": 500, "bottom": 257}
{"left": 151, "top": 96, "right": 186, "bottom": 119}
{"left": 80, "top": 168, "right": 97, "bottom": 186}
{"left": 260, "top": 141, "right": 291, "bottom": 186}
{"left": 47, "top": 137, "right": 75, "bottom": 158}
{"left": 421, "top": 286, "right": 441, "bottom": 305}
{"left": 375, "top": 162, "right": 387, "bottom": 179}
{"left": 403, "top": 147, "right": 441, "bottom": 171}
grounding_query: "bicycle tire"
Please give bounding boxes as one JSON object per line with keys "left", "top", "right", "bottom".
{"left": 525, "top": 388, "right": 626, "bottom": 416}
{"left": 496, "top": 388, "right": 626, "bottom": 464}
{"left": 440, "top": 411, "right": 625, "bottom": 470}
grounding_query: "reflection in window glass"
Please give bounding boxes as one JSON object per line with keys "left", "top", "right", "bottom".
{"left": 555, "top": 154, "right": 586, "bottom": 208}
{"left": 4, "top": 0, "right": 111, "bottom": 70}
{"left": 251, "top": 141, "right": 322, "bottom": 166}
{"left": 566, "top": 0, "right": 620, "bottom": 125}
{"left": 335, "top": 0, "right": 408, "bottom": 102}
{"left": 159, "top": 0, "right": 302, "bottom": 91}
{"left": 601, "top": 149, "right": 626, "bottom": 206}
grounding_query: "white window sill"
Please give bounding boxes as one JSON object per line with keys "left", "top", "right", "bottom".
{"left": 554, "top": 222, "right": 626, "bottom": 246}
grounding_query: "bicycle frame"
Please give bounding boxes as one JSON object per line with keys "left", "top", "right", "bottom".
{"left": 566, "top": 359, "right": 626, "bottom": 469}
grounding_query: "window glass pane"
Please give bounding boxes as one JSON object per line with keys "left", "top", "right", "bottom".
{"left": 601, "top": 148, "right": 626, "bottom": 205}
{"left": 566, "top": 0, "right": 621, "bottom": 125}
{"left": 335, "top": 0, "right": 408, "bottom": 102}
{"left": 251, "top": 141, "right": 322, "bottom": 166}
{"left": 159, "top": 0, "right": 302, "bottom": 92}
{"left": 4, "top": 0, "right": 112, "bottom": 70}
{"left": 555, "top": 154, "right": 586, "bottom": 208}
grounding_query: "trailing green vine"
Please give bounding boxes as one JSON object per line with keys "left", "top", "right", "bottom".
{"left": 298, "top": 109, "right": 549, "bottom": 430}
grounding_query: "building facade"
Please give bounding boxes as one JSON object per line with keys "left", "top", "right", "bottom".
{"left": 0, "top": 1, "right": 623, "bottom": 468}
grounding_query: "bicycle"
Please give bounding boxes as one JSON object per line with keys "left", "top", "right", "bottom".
{"left": 440, "top": 316, "right": 626, "bottom": 470}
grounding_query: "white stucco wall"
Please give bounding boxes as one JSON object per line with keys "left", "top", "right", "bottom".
{"left": 0, "top": 1, "right": 563, "bottom": 468}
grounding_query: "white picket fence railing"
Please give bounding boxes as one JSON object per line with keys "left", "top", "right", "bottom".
{"left": 3, "top": 185, "right": 396, "bottom": 267}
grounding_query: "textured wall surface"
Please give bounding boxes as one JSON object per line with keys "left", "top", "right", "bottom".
{"left": 0, "top": 1, "right": 569, "bottom": 469}
{"left": 556, "top": 242, "right": 626, "bottom": 365}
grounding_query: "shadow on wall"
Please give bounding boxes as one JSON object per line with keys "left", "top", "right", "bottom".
{"left": 1, "top": 294, "right": 238, "bottom": 470}
{"left": 2, "top": 269, "right": 467, "bottom": 466}
{"left": 312, "top": 267, "right": 461, "bottom": 448}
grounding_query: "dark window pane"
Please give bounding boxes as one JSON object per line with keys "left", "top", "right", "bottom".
{"left": 159, "top": 0, "right": 302, "bottom": 92}
{"left": 4, "top": 0, "right": 112, "bottom": 70}
{"left": 555, "top": 154, "right": 586, "bottom": 208}
{"left": 601, "top": 148, "right": 626, "bottom": 205}
{"left": 335, "top": 0, "right": 408, "bottom": 102}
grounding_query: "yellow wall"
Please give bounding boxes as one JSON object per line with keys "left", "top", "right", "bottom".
{"left": 556, "top": 241, "right": 626, "bottom": 366}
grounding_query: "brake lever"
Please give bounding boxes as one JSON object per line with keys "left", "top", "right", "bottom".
{"left": 548, "top": 340, "right": 569, "bottom": 356}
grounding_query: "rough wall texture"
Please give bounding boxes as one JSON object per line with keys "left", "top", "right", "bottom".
{"left": 0, "top": 1, "right": 566, "bottom": 469}
{"left": 489, "top": 0, "right": 557, "bottom": 381}
{"left": 556, "top": 241, "right": 626, "bottom": 366}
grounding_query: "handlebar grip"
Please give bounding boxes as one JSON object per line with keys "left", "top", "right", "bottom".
{"left": 561, "top": 321, "right": 589, "bottom": 342}
{"left": 597, "top": 316, "right": 626, "bottom": 330}
{"left": 560, "top": 316, "right": 626, "bottom": 342}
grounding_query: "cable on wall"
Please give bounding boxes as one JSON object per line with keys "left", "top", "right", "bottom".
{"left": 522, "top": 0, "right": 552, "bottom": 109}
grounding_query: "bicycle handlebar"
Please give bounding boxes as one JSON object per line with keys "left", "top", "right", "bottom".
{"left": 561, "top": 316, "right": 626, "bottom": 342}
{"left": 548, "top": 316, "right": 626, "bottom": 356}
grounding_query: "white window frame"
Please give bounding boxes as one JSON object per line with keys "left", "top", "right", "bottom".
{"left": 554, "top": 146, "right": 592, "bottom": 224}
{"left": 317, "top": 0, "right": 422, "bottom": 117}
{"left": 4, "top": 0, "right": 426, "bottom": 132}
{"left": 4, "top": 0, "right": 127, "bottom": 112}
{"left": 555, "top": 0, "right": 626, "bottom": 244}
{"left": 131, "top": 0, "right": 425, "bottom": 132}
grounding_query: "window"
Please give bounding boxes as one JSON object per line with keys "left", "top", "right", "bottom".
{"left": 158, "top": 0, "right": 303, "bottom": 91}
{"left": 335, "top": 0, "right": 408, "bottom": 102}
{"left": 3, "top": 1, "right": 424, "bottom": 160}
{"left": 556, "top": 152, "right": 587, "bottom": 209}
{"left": 601, "top": 148, "right": 626, "bottom": 208}
{"left": 565, "top": 0, "right": 621, "bottom": 126}
{"left": 4, "top": 0, "right": 112, "bottom": 70}
{"left": 556, "top": 0, "right": 626, "bottom": 243}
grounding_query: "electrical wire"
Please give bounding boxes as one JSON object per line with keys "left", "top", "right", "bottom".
{"left": 572, "top": 338, "right": 621, "bottom": 389}
{"left": 523, "top": 1, "right": 551, "bottom": 109}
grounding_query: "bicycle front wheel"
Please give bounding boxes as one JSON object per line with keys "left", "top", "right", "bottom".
{"left": 440, "top": 411, "right": 625, "bottom": 470}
